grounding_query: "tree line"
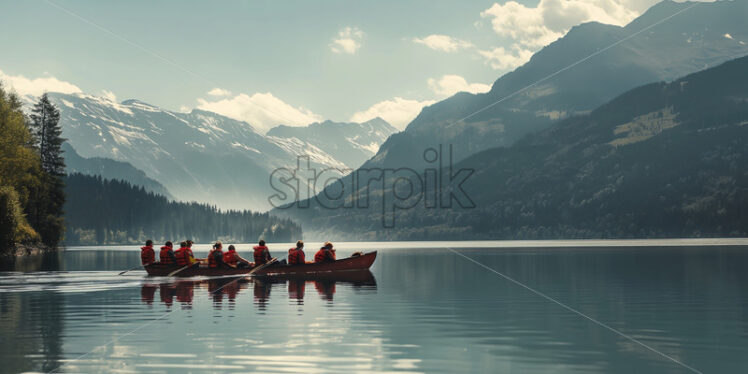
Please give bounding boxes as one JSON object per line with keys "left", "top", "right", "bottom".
{"left": 0, "top": 86, "right": 66, "bottom": 254}
{"left": 64, "top": 173, "right": 302, "bottom": 245}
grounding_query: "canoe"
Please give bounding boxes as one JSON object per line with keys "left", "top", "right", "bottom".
{"left": 144, "top": 251, "right": 377, "bottom": 277}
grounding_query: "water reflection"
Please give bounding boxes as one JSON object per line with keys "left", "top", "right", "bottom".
{"left": 3, "top": 246, "right": 748, "bottom": 373}
{"left": 138, "top": 271, "right": 377, "bottom": 310}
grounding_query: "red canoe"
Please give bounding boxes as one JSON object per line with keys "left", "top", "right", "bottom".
{"left": 144, "top": 251, "right": 377, "bottom": 277}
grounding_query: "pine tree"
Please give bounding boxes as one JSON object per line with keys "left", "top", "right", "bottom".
{"left": 29, "top": 93, "right": 66, "bottom": 247}
{"left": 30, "top": 93, "right": 65, "bottom": 176}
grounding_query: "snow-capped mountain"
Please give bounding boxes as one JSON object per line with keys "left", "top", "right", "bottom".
{"left": 41, "top": 92, "right": 360, "bottom": 210}
{"left": 267, "top": 118, "right": 397, "bottom": 169}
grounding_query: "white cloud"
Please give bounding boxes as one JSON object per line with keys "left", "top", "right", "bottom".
{"left": 480, "top": 0, "right": 642, "bottom": 49}
{"left": 427, "top": 75, "right": 491, "bottom": 97}
{"left": 101, "top": 89, "right": 117, "bottom": 102}
{"left": 196, "top": 92, "right": 323, "bottom": 134}
{"left": 207, "top": 87, "right": 232, "bottom": 97}
{"left": 413, "top": 34, "right": 474, "bottom": 52}
{"left": 330, "top": 27, "right": 364, "bottom": 54}
{"left": 350, "top": 97, "right": 436, "bottom": 130}
{"left": 0, "top": 69, "right": 82, "bottom": 97}
{"left": 477, "top": 46, "right": 535, "bottom": 70}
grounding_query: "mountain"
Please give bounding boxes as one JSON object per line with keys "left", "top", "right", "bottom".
{"left": 275, "top": 55, "right": 748, "bottom": 240}
{"left": 267, "top": 117, "right": 397, "bottom": 169}
{"left": 62, "top": 142, "right": 173, "bottom": 199}
{"left": 365, "top": 0, "right": 748, "bottom": 171}
{"left": 47, "top": 93, "right": 348, "bottom": 210}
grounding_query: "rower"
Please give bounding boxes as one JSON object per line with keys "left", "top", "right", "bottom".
{"left": 223, "top": 245, "right": 251, "bottom": 268}
{"left": 175, "top": 241, "right": 195, "bottom": 266}
{"left": 288, "top": 240, "right": 306, "bottom": 265}
{"left": 140, "top": 239, "right": 155, "bottom": 266}
{"left": 253, "top": 240, "right": 272, "bottom": 265}
{"left": 159, "top": 241, "right": 176, "bottom": 264}
{"left": 314, "top": 241, "right": 336, "bottom": 263}
{"left": 208, "top": 241, "right": 225, "bottom": 268}
{"left": 186, "top": 240, "right": 203, "bottom": 263}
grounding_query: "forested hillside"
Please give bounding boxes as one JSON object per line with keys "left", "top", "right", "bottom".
{"left": 64, "top": 173, "right": 301, "bottom": 245}
{"left": 276, "top": 55, "right": 748, "bottom": 240}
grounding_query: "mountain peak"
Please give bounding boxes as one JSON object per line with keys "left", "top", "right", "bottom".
{"left": 121, "top": 99, "right": 159, "bottom": 108}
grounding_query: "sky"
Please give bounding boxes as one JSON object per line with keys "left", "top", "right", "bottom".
{"left": 0, "top": 0, "right": 680, "bottom": 132}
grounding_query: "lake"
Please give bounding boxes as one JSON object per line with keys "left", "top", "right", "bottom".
{"left": 1, "top": 240, "right": 747, "bottom": 373}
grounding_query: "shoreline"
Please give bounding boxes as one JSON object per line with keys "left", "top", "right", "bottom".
{"left": 61, "top": 237, "right": 748, "bottom": 251}
{"left": 1, "top": 243, "right": 54, "bottom": 258}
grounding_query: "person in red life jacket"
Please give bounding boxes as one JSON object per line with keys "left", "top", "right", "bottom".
{"left": 314, "top": 241, "right": 336, "bottom": 263}
{"left": 185, "top": 240, "right": 204, "bottom": 264}
{"left": 223, "top": 245, "right": 251, "bottom": 268}
{"left": 175, "top": 241, "right": 194, "bottom": 266}
{"left": 253, "top": 240, "right": 272, "bottom": 265}
{"left": 140, "top": 239, "right": 155, "bottom": 265}
{"left": 208, "top": 241, "right": 225, "bottom": 268}
{"left": 288, "top": 240, "right": 306, "bottom": 265}
{"left": 159, "top": 241, "right": 176, "bottom": 264}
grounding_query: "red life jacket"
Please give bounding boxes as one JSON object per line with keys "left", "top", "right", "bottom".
{"left": 223, "top": 250, "right": 238, "bottom": 266}
{"left": 140, "top": 245, "right": 155, "bottom": 265}
{"left": 288, "top": 247, "right": 305, "bottom": 265}
{"left": 175, "top": 247, "right": 190, "bottom": 266}
{"left": 159, "top": 246, "right": 175, "bottom": 264}
{"left": 314, "top": 249, "right": 335, "bottom": 263}
{"left": 253, "top": 245, "right": 270, "bottom": 265}
{"left": 208, "top": 248, "right": 224, "bottom": 268}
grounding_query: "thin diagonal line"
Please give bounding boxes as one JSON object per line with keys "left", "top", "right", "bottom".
{"left": 450, "top": 2, "right": 701, "bottom": 126}
{"left": 44, "top": 0, "right": 309, "bottom": 128}
{"left": 44, "top": 0, "right": 213, "bottom": 86}
{"left": 446, "top": 247, "right": 704, "bottom": 374}
{"left": 47, "top": 275, "right": 247, "bottom": 373}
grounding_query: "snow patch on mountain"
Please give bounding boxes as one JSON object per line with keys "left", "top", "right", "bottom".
{"left": 31, "top": 92, "right": 369, "bottom": 210}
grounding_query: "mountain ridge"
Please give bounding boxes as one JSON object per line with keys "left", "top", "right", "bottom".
{"left": 45, "top": 92, "right": 353, "bottom": 210}
{"left": 364, "top": 0, "right": 748, "bottom": 172}
{"left": 267, "top": 117, "right": 397, "bottom": 169}
{"left": 62, "top": 142, "right": 173, "bottom": 199}
{"left": 274, "top": 54, "right": 748, "bottom": 240}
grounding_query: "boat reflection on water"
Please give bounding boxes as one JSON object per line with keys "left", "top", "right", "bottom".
{"left": 139, "top": 270, "right": 377, "bottom": 309}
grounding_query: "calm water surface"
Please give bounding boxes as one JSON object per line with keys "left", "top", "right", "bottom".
{"left": 1, "top": 241, "right": 747, "bottom": 373}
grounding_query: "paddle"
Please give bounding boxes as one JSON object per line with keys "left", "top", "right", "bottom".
{"left": 118, "top": 265, "right": 143, "bottom": 276}
{"left": 247, "top": 257, "right": 278, "bottom": 276}
{"left": 167, "top": 262, "right": 198, "bottom": 277}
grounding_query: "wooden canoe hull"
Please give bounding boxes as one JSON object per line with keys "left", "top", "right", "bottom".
{"left": 144, "top": 251, "right": 377, "bottom": 277}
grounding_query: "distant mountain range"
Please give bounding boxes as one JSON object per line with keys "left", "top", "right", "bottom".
{"left": 366, "top": 0, "right": 748, "bottom": 171}
{"left": 268, "top": 118, "right": 397, "bottom": 170}
{"left": 38, "top": 93, "right": 394, "bottom": 210}
{"left": 274, "top": 54, "right": 748, "bottom": 239}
